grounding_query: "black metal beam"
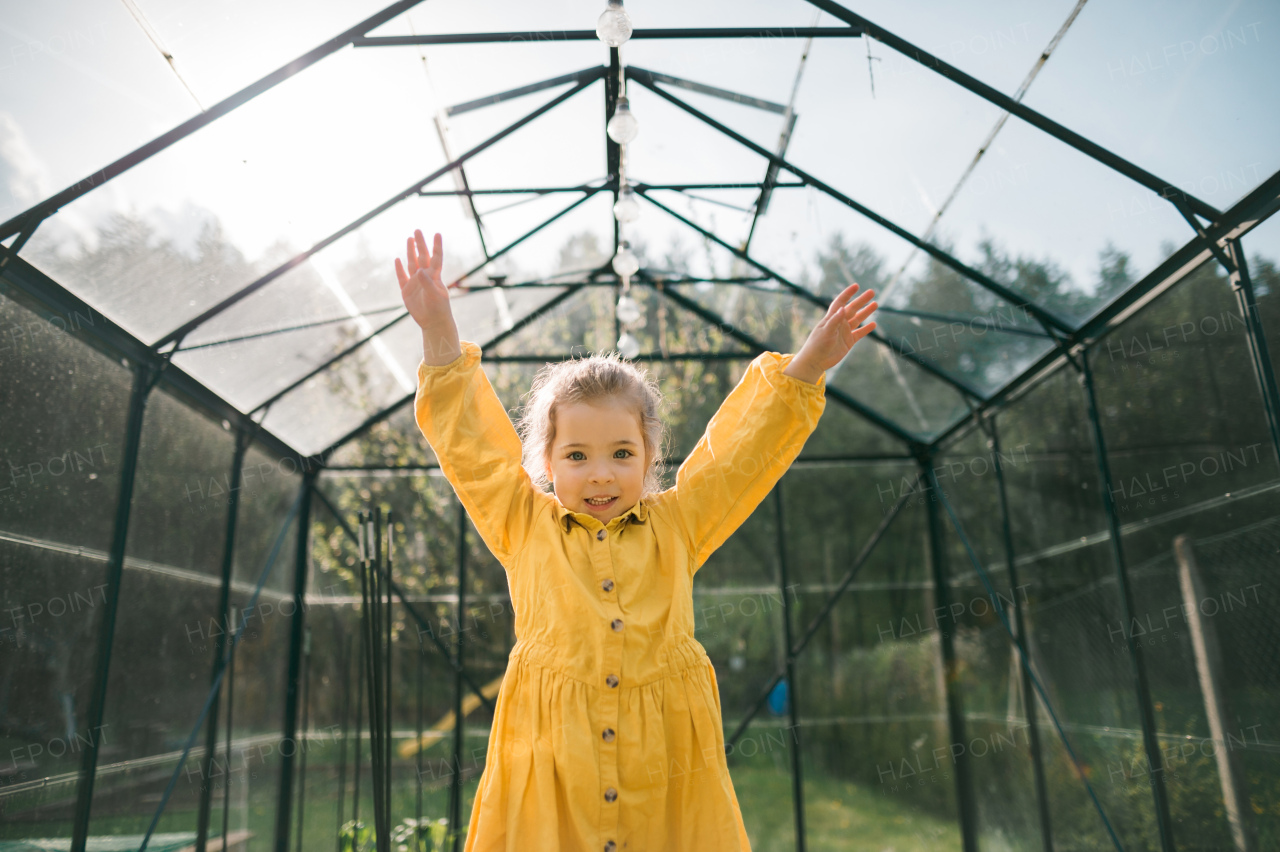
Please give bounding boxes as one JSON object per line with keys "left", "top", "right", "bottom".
{"left": 921, "top": 459, "right": 979, "bottom": 852}
{"left": 607, "top": 49, "right": 622, "bottom": 255}
{"left": 929, "top": 166, "right": 1280, "bottom": 453}
{"left": 803, "top": 0, "right": 1221, "bottom": 222}
{"left": 249, "top": 189, "right": 603, "bottom": 417}
{"left": 1079, "top": 354, "right": 1175, "bottom": 851}
{"left": 0, "top": 0, "right": 429, "bottom": 242}
{"left": 643, "top": 278, "right": 921, "bottom": 446}
{"left": 773, "top": 489, "right": 807, "bottom": 852}
{"left": 69, "top": 363, "right": 155, "bottom": 852}
{"left": 627, "top": 69, "right": 1077, "bottom": 335}
{"left": 352, "top": 27, "right": 864, "bottom": 47}
{"left": 274, "top": 471, "right": 316, "bottom": 852}
{"left": 632, "top": 68, "right": 787, "bottom": 114}
{"left": 195, "top": 430, "right": 253, "bottom": 852}
{"left": 985, "top": 419, "right": 1054, "bottom": 852}
{"left": 1227, "top": 239, "right": 1280, "bottom": 465}
{"left": 413, "top": 181, "right": 805, "bottom": 196}
{"left": 447, "top": 66, "right": 604, "bottom": 116}
{"left": 152, "top": 73, "right": 601, "bottom": 352}
{"left": 636, "top": 190, "right": 989, "bottom": 401}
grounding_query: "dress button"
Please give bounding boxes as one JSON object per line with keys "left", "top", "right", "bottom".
{"left": 603, "top": 728, "right": 615, "bottom": 742}
{"left": 602, "top": 578, "right": 614, "bottom": 592}
{"left": 597, "top": 529, "right": 606, "bottom": 541}
{"left": 606, "top": 674, "right": 619, "bottom": 688}
{"left": 604, "top": 843, "right": 616, "bottom": 852}
{"left": 604, "top": 787, "right": 617, "bottom": 803}
{"left": 611, "top": 618, "right": 624, "bottom": 632}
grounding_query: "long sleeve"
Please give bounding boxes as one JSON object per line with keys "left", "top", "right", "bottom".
{"left": 414, "top": 339, "right": 547, "bottom": 568}
{"left": 668, "top": 350, "right": 826, "bottom": 574}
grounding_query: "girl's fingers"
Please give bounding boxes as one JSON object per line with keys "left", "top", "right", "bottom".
{"left": 395, "top": 257, "right": 409, "bottom": 287}
{"left": 850, "top": 300, "right": 878, "bottom": 324}
{"left": 829, "top": 282, "right": 860, "bottom": 313}
{"left": 430, "top": 233, "right": 443, "bottom": 275}
{"left": 842, "top": 288, "right": 876, "bottom": 312}
{"left": 415, "top": 230, "right": 431, "bottom": 272}
{"left": 406, "top": 236, "right": 419, "bottom": 275}
{"left": 848, "top": 321, "right": 876, "bottom": 344}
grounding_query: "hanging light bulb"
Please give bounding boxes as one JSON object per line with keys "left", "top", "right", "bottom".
{"left": 615, "top": 293, "right": 641, "bottom": 325}
{"left": 613, "top": 184, "right": 640, "bottom": 223}
{"left": 607, "top": 96, "right": 639, "bottom": 144}
{"left": 612, "top": 242, "right": 640, "bottom": 277}
{"left": 596, "top": 0, "right": 632, "bottom": 47}
{"left": 617, "top": 330, "right": 641, "bottom": 359}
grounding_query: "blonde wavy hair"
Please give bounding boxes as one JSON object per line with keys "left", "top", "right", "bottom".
{"left": 516, "top": 350, "right": 668, "bottom": 498}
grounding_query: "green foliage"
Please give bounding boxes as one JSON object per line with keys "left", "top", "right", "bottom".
{"left": 340, "top": 816, "right": 458, "bottom": 852}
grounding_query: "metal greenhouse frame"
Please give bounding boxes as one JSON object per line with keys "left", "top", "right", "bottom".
{"left": 2, "top": 2, "right": 1278, "bottom": 852}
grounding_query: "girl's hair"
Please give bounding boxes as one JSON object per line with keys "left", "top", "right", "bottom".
{"left": 516, "top": 350, "right": 668, "bottom": 497}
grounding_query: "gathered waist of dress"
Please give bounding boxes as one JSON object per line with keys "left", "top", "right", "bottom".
{"left": 508, "top": 634, "right": 709, "bottom": 688}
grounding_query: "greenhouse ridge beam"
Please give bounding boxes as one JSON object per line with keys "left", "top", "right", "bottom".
{"left": 153, "top": 73, "right": 602, "bottom": 352}
{"left": 413, "top": 181, "right": 807, "bottom": 196}
{"left": 636, "top": 190, "right": 989, "bottom": 402}
{"left": 628, "top": 68, "right": 1078, "bottom": 335}
{"left": 352, "top": 27, "right": 864, "bottom": 47}
{"left": 0, "top": 0, "right": 428, "bottom": 242}
{"left": 803, "top": 0, "right": 1222, "bottom": 223}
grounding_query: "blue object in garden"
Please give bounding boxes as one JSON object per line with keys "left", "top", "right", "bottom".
{"left": 767, "top": 678, "right": 789, "bottom": 716}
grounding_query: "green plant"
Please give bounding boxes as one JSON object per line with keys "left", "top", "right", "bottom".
{"left": 340, "top": 816, "right": 460, "bottom": 852}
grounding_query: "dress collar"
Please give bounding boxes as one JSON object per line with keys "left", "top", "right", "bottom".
{"left": 554, "top": 494, "right": 649, "bottom": 533}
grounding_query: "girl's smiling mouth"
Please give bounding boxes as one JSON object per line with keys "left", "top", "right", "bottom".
{"left": 584, "top": 496, "right": 617, "bottom": 510}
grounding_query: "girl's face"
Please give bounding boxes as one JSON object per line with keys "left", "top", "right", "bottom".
{"left": 546, "top": 398, "right": 646, "bottom": 523}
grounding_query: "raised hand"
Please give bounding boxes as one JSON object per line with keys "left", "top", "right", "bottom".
{"left": 784, "top": 282, "right": 878, "bottom": 384}
{"left": 395, "top": 230, "right": 460, "bottom": 365}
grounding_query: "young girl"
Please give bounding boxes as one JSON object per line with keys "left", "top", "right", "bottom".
{"left": 396, "top": 230, "right": 876, "bottom": 852}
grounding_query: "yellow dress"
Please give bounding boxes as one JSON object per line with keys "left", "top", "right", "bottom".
{"left": 414, "top": 339, "right": 826, "bottom": 852}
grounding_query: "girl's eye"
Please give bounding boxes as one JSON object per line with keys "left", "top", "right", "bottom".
{"left": 615, "top": 449, "right": 632, "bottom": 459}
{"left": 569, "top": 451, "right": 585, "bottom": 461}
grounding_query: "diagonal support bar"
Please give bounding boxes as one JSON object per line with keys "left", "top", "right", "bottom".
{"left": 646, "top": 277, "right": 920, "bottom": 446}
{"left": 628, "top": 68, "right": 1077, "bottom": 335}
{"left": 316, "top": 284, "right": 591, "bottom": 460}
{"left": 803, "top": 0, "right": 1220, "bottom": 222}
{"left": 249, "top": 189, "right": 603, "bottom": 416}
{"left": 153, "top": 75, "right": 601, "bottom": 351}
{"left": 447, "top": 66, "right": 604, "bottom": 116}
{"left": 0, "top": 0, "right": 429, "bottom": 242}
{"left": 638, "top": 189, "right": 988, "bottom": 401}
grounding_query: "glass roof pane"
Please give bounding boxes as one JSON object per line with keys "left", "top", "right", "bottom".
{"left": 18, "top": 43, "right": 588, "bottom": 343}
{"left": 0, "top": 4, "right": 197, "bottom": 216}
{"left": 263, "top": 282, "right": 574, "bottom": 455}
{"left": 1021, "top": 0, "right": 1280, "bottom": 208}
{"left": 930, "top": 115, "right": 1196, "bottom": 325}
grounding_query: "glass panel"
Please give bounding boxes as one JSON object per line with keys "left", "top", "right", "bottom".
{"left": 996, "top": 366, "right": 1163, "bottom": 849}
{"left": 0, "top": 290, "right": 128, "bottom": 841}
{"left": 85, "top": 385, "right": 235, "bottom": 838}
{"left": 1089, "top": 258, "right": 1280, "bottom": 849}
{"left": 782, "top": 467, "right": 965, "bottom": 849}
{"left": 1022, "top": 0, "right": 1280, "bottom": 207}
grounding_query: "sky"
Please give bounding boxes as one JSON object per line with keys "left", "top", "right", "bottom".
{"left": 1, "top": 0, "right": 1278, "bottom": 448}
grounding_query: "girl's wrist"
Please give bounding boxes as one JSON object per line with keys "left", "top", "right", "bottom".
{"left": 422, "top": 325, "right": 462, "bottom": 366}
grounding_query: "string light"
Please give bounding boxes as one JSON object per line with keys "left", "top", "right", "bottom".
{"left": 607, "top": 96, "right": 639, "bottom": 144}
{"left": 615, "top": 293, "right": 641, "bottom": 325}
{"left": 613, "top": 184, "right": 640, "bottom": 223}
{"left": 617, "top": 330, "right": 641, "bottom": 359}
{"left": 596, "top": 0, "right": 632, "bottom": 47}
{"left": 612, "top": 241, "right": 640, "bottom": 277}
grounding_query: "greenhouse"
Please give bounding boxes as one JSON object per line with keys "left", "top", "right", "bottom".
{"left": 1, "top": 0, "right": 1278, "bottom": 850}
